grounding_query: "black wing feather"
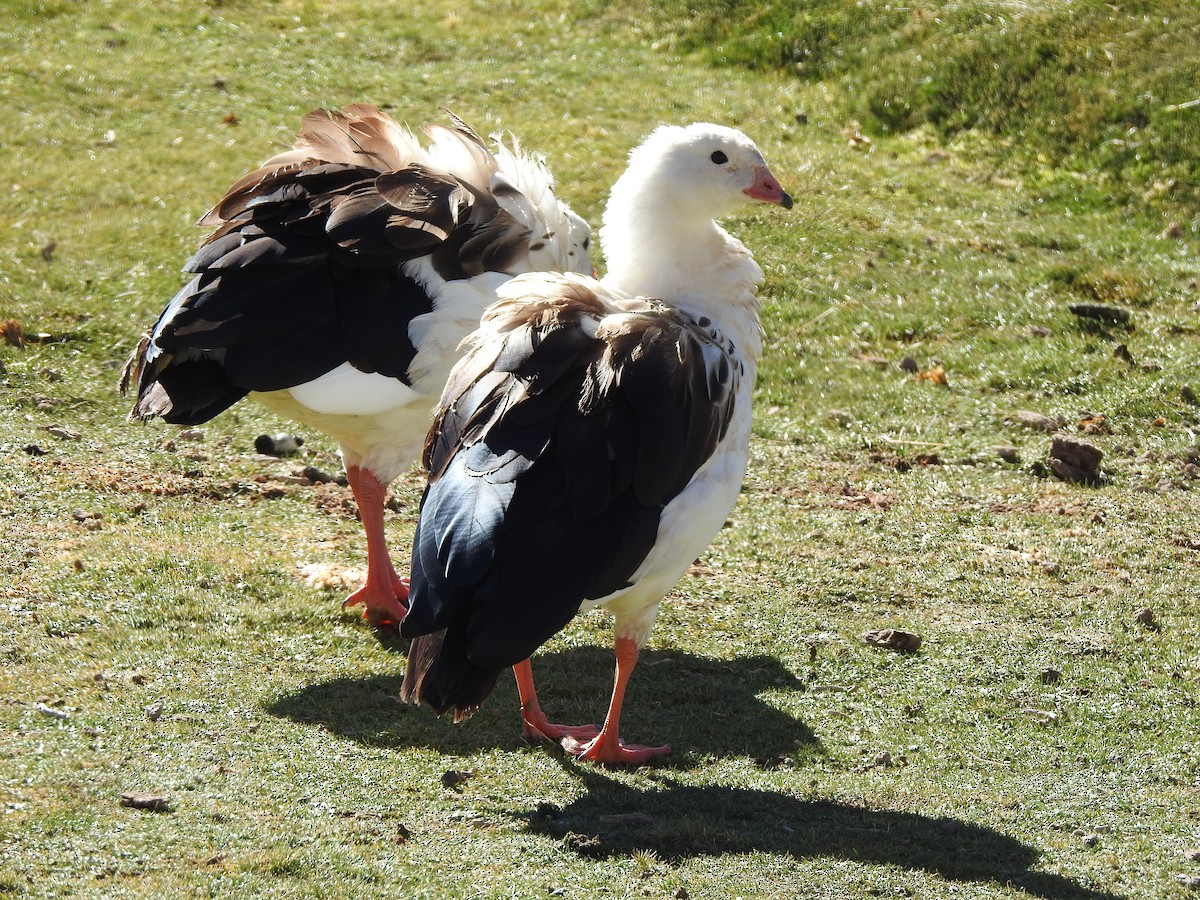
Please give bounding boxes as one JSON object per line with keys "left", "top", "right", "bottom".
{"left": 124, "top": 151, "right": 513, "bottom": 424}
{"left": 401, "top": 296, "right": 740, "bottom": 719}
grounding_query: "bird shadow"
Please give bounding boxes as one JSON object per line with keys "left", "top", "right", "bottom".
{"left": 266, "top": 648, "right": 1119, "bottom": 899}
{"left": 524, "top": 766, "right": 1124, "bottom": 900}
{"left": 265, "top": 646, "right": 818, "bottom": 762}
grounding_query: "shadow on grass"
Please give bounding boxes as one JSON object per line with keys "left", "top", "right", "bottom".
{"left": 267, "top": 649, "right": 1115, "bottom": 899}
{"left": 527, "top": 770, "right": 1124, "bottom": 900}
{"left": 266, "top": 646, "right": 818, "bottom": 761}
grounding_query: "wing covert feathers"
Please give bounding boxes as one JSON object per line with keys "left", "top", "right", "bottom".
{"left": 122, "top": 105, "right": 566, "bottom": 424}
{"left": 401, "top": 274, "right": 742, "bottom": 718}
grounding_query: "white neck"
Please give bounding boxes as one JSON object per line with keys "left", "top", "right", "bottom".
{"left": 600, "top": 192, "right": 765, "bottom": 362}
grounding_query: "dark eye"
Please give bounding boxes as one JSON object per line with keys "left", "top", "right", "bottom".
{"left": 710, "top": 150, "right": 728, "bottom": 165}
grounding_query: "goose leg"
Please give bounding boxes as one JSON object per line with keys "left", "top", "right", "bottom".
{"left": 514, "top": 659, "right": 602, "bottom": 744}
{"left": 561, "top": 637, "right": 672, "bottom": 766}
{"left": 341, "top": 465, "right": 409, "bottom": 628}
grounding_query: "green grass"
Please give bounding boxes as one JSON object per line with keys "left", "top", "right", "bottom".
{"left": 592, "top": 0, "right": 1200, "bottom": 211}
{"left": 3, "top": 1, "right": 1200, "bottom": 897}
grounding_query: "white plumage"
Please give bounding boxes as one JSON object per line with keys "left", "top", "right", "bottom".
{"left": 122, "top": 105, "right": 592, "bottom": 626}
{"left": 400, "top": 122, "right": 792, "bottom": 764}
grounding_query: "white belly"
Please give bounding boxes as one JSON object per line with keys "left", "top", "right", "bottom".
{"left": 585, "top": 393, "right": 753, "bottom": 639}
{"left": 286, "top": 363, "right": 422, "bottom": 416}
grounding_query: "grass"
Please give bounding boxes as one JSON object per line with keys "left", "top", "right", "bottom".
{"left": 2, "top": 1, "right": 1199, "bottom": 897}
{"left": 592, "top": 0, "right": 1200, "bottom": 211}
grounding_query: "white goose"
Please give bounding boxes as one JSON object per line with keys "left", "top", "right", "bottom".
{"left": 122, "top": 104, "right": 592, "bottom": 627}
{"left": 400, "top": 122, "right": 791, "bottom": 764}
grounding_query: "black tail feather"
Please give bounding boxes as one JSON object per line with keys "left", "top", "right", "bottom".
{"left": 401, "top": 628, "right": 504, "bottom": 723}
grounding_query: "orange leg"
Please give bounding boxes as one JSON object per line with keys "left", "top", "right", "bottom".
{"left": 341, "top": 465, "right": 409, "bottom": 628}
{"left": 560, "top": 637, "right": 672, "bottom": 766}
{"left": 513, "top": 659, "right": 601, "bottom": 744}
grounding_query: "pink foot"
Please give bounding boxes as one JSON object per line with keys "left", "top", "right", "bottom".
{"left": 560, "top": 733, "right": 672, "bottom": 766}
{"left": 521, "top": 717, "right": 601, "bottom": 745}
{"left": 343, "top": 576, "right": 409, "bottom": 629}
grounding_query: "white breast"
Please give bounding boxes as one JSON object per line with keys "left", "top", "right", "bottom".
{"left": 286, "top": 363, "right": 423, "bottom": 416}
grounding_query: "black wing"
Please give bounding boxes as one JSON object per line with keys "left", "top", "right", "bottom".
{"left": 400, "top": 284, "right": 741, "bottom": 719}
{"left": 123, "top": 134, "right": 529, "bottom": 426}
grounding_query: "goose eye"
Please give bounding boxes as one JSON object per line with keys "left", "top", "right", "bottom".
{"left": 710, "top": 150, "right": 728, "bottom": 165}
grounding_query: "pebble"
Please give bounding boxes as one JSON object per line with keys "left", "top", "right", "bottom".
{"left": 1010, "top": 410, "right": 1060, "bottom": 433}
{"left": 862, "top": 629, "right": 922, "bottom": 653}
{"left": 45, "top": 424, "right": 81, "bottom": 441}
{"left": 1048, "top": 434, "right": 1103, "bottom": 484}
{"left": 119, "top": 792, "right": 170, "bottom": 812}
{"left": 1039, "top": 668, "right": 1061, "bottom": 685}
{"left": 255, "top": 433, "right": 304, "bottom": 456}
{"left": 994, "top": 445, "right": 1020, "bottom": 463}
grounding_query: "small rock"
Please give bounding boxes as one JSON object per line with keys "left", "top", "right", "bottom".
{"left": 301, "top": 465, "right": 339, "bottom": 484}
{"left": 534, "top": 801, "right": 562, "bottom": 821}
{"left": 899, "top": 356, "right": 919, "bottom": 373}
{"left": 1068, "top": 303, "right": 1131, "bottom": 325}
{"left": 561, "top": 832, "right": 604, "bottom": 856}
{"left": 1010, "top": 410, "right": 1060, "bottom": 433}
{"left": 1039, "top": 668, "right": 1061, "bottom": 685}
{"left": 177, "top": 428, "right": 205, "bottom": 442}
{"left": 1177, "top": 875, "right": 1200, "bottom": 889}
{"left": 36, "top": 703, "right": 69, "bottom": 720}
{"left": 1048, "top": 434, "right": 1103, "bottom": 484}
{"left": 1133, "top": 607, "right": 1156, "bottom": 626}
{"left": 1162, "top": 222, "right": 1183, "bottom": 239}
{"left": 1081, "top": 832, "right": 1100, "bottom": 848}
{"left": 22, "top": 443, "right": 47, "bottom": 456}
{"left": 145, "top": 701, "right": 164, "bottom": 722}
{"left": 119, "top": 792, "right": 171, "bottom": 812}
{"left": 440, "top": 770, "right": 473, "bottom": 790}
{"left": 827, "top": 409, "right": 853, "bottom": 426}
{"left": 1, "top": 318, "right": 25, "bottom": 347}
{"left": 874, "top": 751, "right": 893, "bottom": 767}
{"left": 254, "top": 433, "right": 304, "bottom": 456}
{"left": 395, "top": 823, "right": 412, "bottom": 844}
{"left": 862, "top": 629, "right": 922, "bottom": 653}
{"left": 1183, "top": 386, "right": 1199, "bottom": 406}
{"left": 994, "top": 445, "right": 1020, "bottom": 464}
{"left": 1184, "top": 849, "right": 1200, "bottom": 862}
{"left": 45, "top": 424, "right": 81, "bottom": 441}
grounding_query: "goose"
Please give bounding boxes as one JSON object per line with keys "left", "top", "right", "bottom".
{"left": 399, "top": 122, "right": 791, "bottom": 764}
{"left": 121, "top": 104, "right": 592, "bottom": 627}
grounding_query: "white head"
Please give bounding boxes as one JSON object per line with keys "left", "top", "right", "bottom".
{"left": 610, "top": 122, "right": 792, "bottom": 223}
{"left": 601, "top": 122, "right": 790, "bottom": 303}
